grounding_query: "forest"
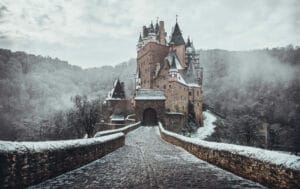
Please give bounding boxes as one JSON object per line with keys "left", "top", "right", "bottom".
{"left": 200, "top": 45, "right": 300, "bottom": 153}
{"left": 0, "top": 46, "right": 299, "bottom": 153}
{"left": 0, "top": 48, "right": 135, "bottom": 140}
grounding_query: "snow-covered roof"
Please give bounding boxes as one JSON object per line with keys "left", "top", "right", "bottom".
{"left": 159, "top": 123, "right": 300, "bottom": 170}
{"left": 106, "top": 79, "right": 125, "bottom": 100}
{"left": 176, "top": 71, "right": 201, "bottom": 88}
{"left": 165, "top": 51, "right": 183, "bottom": 70}
{"left": 0, "top": 133, "right": 124, "bottom": 153}
{"left": 135, "top": 89, "right": 166, "bottom": 100}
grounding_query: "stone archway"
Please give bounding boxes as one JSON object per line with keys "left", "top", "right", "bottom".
{"left": 142, "top": 108, "right": 158, "bottom": 126}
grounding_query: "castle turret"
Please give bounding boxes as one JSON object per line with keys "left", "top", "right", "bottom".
{"left": 185, "top": 37, "right": 193, "bottom": 67}
{"left": 169, "top": 22, "right": 185, "bottom": 45}
{"left": 169, "top": 56, "right": 179, "bottom": 82}
{"left": 169, "top": 19, "right": 186, "bottom": 68}
{"left": 148, "top": 22, "right": 157, "bottom": 43}
{"left": 136, "top": 33, "right": 143, "bottom": 51}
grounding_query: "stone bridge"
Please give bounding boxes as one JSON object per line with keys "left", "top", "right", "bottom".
{"left": 29, "top": 126, "right": 265, "bottom": 189}
{"left": 2, "top": 122, "right": 299, "bottom": 188}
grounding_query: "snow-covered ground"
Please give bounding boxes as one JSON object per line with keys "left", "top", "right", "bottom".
{"left": 190, "top": 110, "right": 217, "bottom": 139}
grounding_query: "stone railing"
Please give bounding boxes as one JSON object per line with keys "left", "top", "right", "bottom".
{"left": 159, "top": 123, "right": 300, "bottom": 189}
{"left": 94, "top": 121, "right": 141, "bottom": 137}
{"left": 0, "top": 133, "right": 125, "bottom": 188}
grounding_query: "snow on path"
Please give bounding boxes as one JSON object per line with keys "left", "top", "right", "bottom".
{"left": 30, "top": 126, "right": 265, "bottom": 189}
{"left": 190, "top": 110, "right": 217, "bottom": 139}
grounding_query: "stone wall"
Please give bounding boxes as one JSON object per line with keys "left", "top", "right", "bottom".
{"left": 0, "top": 133, "right": 125, "bottom": 188}
{"left": 137, "top": 42, "right": 169, "bottom": 88}
{"left": 159, "top": 125, "right": 300, "bottom": 189}
{"left": 94, "top": 122, "right": 141, "bottom": 137}
{"left": 135, "top": 100, "right": 165, "bottom": 124}
{"left": 164, "top": 113, "right": 185, "bottom": 133}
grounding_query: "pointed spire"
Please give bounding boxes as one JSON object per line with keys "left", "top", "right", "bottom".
{"left": 138, "top": 33, "right": 142, "bottom": 42}
{"left": 149, "top": 21, "right": 154, "bottom": 33}
{"left": 186, "top": 60, "right": 197, "bottom": 84}
{"left": 169, "top": 16, "right": 185, "bottom": 45}
{"left": 155, "top": 18, "right": 160, "bottom": 34}
{"left": 186, "top": 36, "right": 192, "bottom": 47}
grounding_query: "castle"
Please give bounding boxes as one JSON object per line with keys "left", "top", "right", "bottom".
{"left": 134, "top": 18, "right": 203, "bottom": 131}
{"left": 104, "top": 18, "right": 203, "bottom": 132}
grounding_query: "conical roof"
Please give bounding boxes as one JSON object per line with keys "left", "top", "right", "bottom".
{"left": 149, "top": 22, "right": 154, "bottom": 33}
{"left": 186, "top": 37, "right": 192, "bottom": 47}
{"left": 185, "top": 61, "right": 198, "bottom": 84}
{"left": 169, "top": 22, "right": 185, "bottom": 45}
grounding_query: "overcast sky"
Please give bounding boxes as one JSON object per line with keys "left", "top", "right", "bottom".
{"left": 0, "top": 0, "right": 299, "bottom": 68}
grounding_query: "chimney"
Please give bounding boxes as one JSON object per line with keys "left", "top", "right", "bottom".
{"left": 159, "top": 21, "right": 166, "bottom": 45}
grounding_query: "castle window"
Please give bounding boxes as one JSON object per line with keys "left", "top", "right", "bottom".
{"left": 197, "top": 91, "right": 199, "bottom": 96}
{"left": 163, "top": 85, "right": 166, "bottom": 89}
{"left": 169, "top": 84, "right": 171, "bottom": 88}
{"left": 189, "top": 91, "right": 192, "bottom": 96}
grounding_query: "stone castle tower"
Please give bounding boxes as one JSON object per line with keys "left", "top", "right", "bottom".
{"left": 134, "top": 19, "right": 203, "bottom": 130}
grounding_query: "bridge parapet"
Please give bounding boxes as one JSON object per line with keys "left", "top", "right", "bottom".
{"left": 158, "top": 123, "right": 300, "bottom": 189}
{"left": 0, "top": 133, "right": 125, "bottom": 188}
{"left": 94, "top": 121, "right": 141, "bottom": 137}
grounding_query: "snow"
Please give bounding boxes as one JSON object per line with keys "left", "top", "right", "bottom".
{"left": 165, "top": 112, "right": 184, "bottom": 115}
{"left": 175, "top": 72, "right": 200, "bottom": 88}
{"left": 165, "top": 52, "right": 183, "bottom": 70}
{"left": 111, "top": 114, "right": 125, "bottom": 121}
{"left": 190, "top": 110, "right": 217, "bottom": 139}
{"left": 83, "top": 134, "right": 88, "bottom": 139}
{"left": 94, "top": 121, "right": 141, "bottom": 137}
{"left": 0, "top": 133, "right": 124, "bottom": 153}
{"left": 135, "top": 89, "right": 166, "bottom": 100}
{"left": 159, "top": 123, "right": 300, "bottom": 170}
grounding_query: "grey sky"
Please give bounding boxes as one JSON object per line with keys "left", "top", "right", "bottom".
{"left": 0, "top": 0, "right": 299, "bottom": 68}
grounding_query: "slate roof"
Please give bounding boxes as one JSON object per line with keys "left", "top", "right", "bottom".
{"left": 135, "top": 89, "right": 166, "bottom": 100}
{"left": 169, "top": 22, "right": 185, "bottom": 45}
{"left": 107, "top": 79, "right": 126, "bottom": 100}
{"left": 184, "top": 61, "right": 198, "bottom": 84}
{"left": 165, "top": 51, "right": 183, "bottom": 70}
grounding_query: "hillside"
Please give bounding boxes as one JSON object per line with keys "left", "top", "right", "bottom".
{"left": 0, "top": 49, "right": 136, "bottom": 140}
{"left": 0, "top": 46, "right": 299, "bottom": 153}
{"left": 199, "top": 46, "right": 300, "bottom": 152}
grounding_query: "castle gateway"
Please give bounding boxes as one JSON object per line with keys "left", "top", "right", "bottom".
{"left": 134, "top": 89, "right": 165, "bottom": 126}
{"left": 134, "top": 19, "right": 203, "bottom": 131}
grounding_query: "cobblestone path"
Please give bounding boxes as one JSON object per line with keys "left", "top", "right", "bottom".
{"left": 29, "top": 127, "right": 266, "bottom": 189}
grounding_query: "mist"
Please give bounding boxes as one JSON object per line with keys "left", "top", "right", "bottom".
{"left": 200, "top": 46, "right": 300, "bottom": 149}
